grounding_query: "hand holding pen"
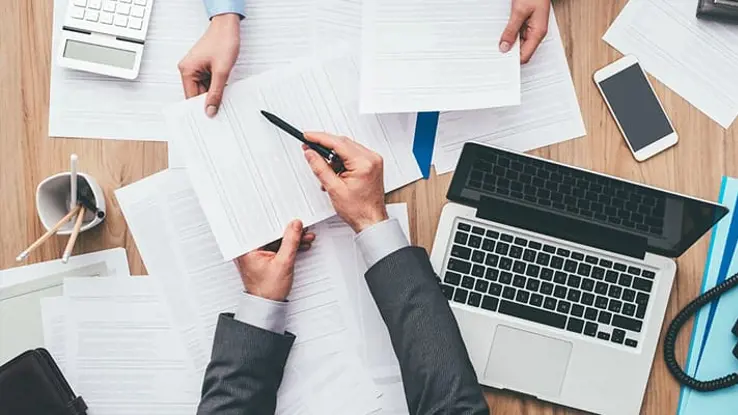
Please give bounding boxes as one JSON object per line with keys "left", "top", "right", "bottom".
{"left": 260, "top": 110, "right": 387, "bottom": 232}
{"left": 261, "top": 111, "right": 345, "bottom": 174}
{"left": 301, "top": 132, "right": 388, "bottom": 234}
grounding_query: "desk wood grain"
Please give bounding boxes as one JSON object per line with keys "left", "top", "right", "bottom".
{"left": 1, "top": 0, "right": 736, "bottom": 413}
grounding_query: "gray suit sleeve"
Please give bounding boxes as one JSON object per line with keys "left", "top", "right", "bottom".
{"left": 365, "top": 246, "right": 489, "bottom": 415}
{"left": 197, "top": 313, "right": 295, "bottom": 415}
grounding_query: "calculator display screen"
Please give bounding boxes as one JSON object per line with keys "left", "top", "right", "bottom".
{"left": 63, "top": 40, "right": 136, "bottom": 70}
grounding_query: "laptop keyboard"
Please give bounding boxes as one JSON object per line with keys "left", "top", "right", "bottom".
{"left": 465, "top": 150, "right": 666, "bottom": 236}
{"left": 439, "top": 219, "right": 657, "bottom": 348}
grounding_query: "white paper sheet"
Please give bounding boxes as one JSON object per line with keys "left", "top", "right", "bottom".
{"left": 40, "top": 297, "right": 67, "bottom": 370}
{"left": 359, "top": 0, "right": 520, "bottom": 114}
{"left": 313, "top": 0, "right": 362, "bottom": 50}
{"left": 603, "top": 0, "right": 738, "bottom": 128}
{"left": 167, "top": 141, "right": 186, "bottom": 169}
{"left": 315, "top": 203, "right": 411, "bottom": 414}
{"left": 115, "top": 169, "right": 380, "bottom": 414}
{"left": 49, "top": 0, "right": 316, "bottom": 141}
{"left": 0, "top": 248, "right": 129, "bottom": 289}
{"left": 116, "top": 169, "right": 240, "bottom": 365}
{"left": 165, "top": 53, "right": 421, "bottom": 259}
{"left": 63, "top": 277, "right": 200, "bottom": 414}
{"left": 432, "top": 11, "right": 585, "bottom": 174}
{"left": 0, "top": 248, "right": 130, "bottom": 365}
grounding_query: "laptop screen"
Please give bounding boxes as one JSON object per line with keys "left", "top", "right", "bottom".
{"left": 447, "top": 143, "right": 729, "bottom": 258}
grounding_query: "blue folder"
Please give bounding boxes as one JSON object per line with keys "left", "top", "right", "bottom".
{"left": 678, "top": 177, "right": 738, "bottom": 415}
{"left": 412, "top": 112, "right": 439, "bottom": 179}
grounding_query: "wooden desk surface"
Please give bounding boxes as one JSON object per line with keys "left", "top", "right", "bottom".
{"left": 1, "top": 0, "right": 736, "bottom": 413}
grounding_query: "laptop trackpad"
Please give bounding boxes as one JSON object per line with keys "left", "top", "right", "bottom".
{"left": 484, "top": 325, "right": 572, "bottom": 398}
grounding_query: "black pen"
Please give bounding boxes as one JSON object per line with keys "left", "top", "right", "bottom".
{"left": 260, "top": 110, "right": 345, "bottom": 173}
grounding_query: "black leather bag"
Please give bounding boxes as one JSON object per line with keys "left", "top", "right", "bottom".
{"left": 697, "top": 0, "right": 738, "bottom": 23}
{"left": 0, "top": 349, "right": 87, "bottom": 415}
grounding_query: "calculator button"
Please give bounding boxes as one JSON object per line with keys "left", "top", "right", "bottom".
{"left": 100, "top": 11, "right": 114, "bottom": 24}
{"left": 73, "top": 0, "right": 86, "bottom": 6}
{"left": 116, "top": 3, "right": 131, "bottom": 15}
{"left": 103, "top": 0, "right": 116, "bottom": 12}
{"left": 131, "top": 5, "right": 145, "bottom": 17}
{"left": 129, "top": 17, "right": 142, "bottom": 29}
{"left": 120, "top": 0, "right": 132, "bottom": 3}
{"left": 85, "top": 10, "right": 99, "bottom": 21}
{"left": 133, "top": 0, "right": 146, "bottom": 5}
{"left": 88, "top": 0, "right": 101, "bottom": 9}
{"left": 114, "top": 14, "right": 128, "bottom": 26}
{"left": 71, "top": 6, "right": 85, "bottom": 18}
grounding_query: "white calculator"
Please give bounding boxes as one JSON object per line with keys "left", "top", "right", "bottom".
{"left": 57, "top": 0, "right": 154, "bottom": 79}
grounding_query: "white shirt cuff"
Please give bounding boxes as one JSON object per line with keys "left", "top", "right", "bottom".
{"left": 234, "top": 292, "right": 288, "bottom": 334}
{"left": 355, "top": 218, "right": 410, "bottom": 268}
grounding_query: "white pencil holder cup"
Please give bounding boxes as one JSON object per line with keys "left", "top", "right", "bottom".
{"left": 36, "top": 172, "right": 106, "bottom": 235}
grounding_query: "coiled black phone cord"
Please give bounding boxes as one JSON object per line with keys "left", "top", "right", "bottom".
{"left": 663, "top": 271, "right": 738, "bottom": 392}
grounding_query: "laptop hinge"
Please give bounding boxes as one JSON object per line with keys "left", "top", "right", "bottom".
{"left": 476, "top": 196, "right": 648, "bottom": 260}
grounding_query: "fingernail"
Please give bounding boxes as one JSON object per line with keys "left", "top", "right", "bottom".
{"left": 499, "top": 41, "right": 511, "bottom": 53}
{"left": 206, "top": 105, "right": 217, "bottom": 118}
{"left": 292, "top": 220, "right": 303, "bottom": 231}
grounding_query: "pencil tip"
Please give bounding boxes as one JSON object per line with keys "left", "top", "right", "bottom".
{"left": 260, "top": 110, "right": 268, "bottom": 116}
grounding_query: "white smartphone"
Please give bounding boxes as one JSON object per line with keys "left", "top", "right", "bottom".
{"left": 594, "top": 55, "right": 678, "bottom": 162}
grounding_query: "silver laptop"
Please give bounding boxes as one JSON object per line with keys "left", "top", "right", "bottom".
{"left": 429, "top": 143, "right": 728, "bottom": 415}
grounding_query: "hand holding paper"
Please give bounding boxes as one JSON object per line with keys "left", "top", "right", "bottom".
{"left": 165, "top": 53, "right": 420, "bottom": 260}
{"left": 500, "top": 0, "right": 551, "bottom": 63}
{"left": 178, "top": 13, "right": 241, "bottom": 117}
{"left": 235, "top": 219, "right": 313, "bottom": 301}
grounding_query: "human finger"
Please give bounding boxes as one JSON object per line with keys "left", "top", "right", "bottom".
{"left": 520, "top": 11, "right": 548, "bottom": 63}
{"left": 180, "top": 69, "right": 201, "bottom": 99}
{"left": 304, "top": 149, "right": 343, "bottom": 192}
{"left": 275, "top": 219, "right": 303, "bottom": 264}
{"left": 303, "top": 132, "right": 365, "bottom": 161}
{"left": 205, "top": 68, "right": 229, "bottom": 117}
{"left": 500, "top": 6, "right": 528, "bottom": 53}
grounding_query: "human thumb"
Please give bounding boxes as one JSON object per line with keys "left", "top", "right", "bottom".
{"left": 276, "top": 219, "right": 303, "bottom": 264}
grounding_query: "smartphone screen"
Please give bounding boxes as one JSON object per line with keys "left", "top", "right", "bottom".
{"left": 597, "top": 63, "right": 673, "bottom": 152}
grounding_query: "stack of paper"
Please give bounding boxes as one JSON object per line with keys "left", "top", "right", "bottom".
{"left": 61, "top": 277, "right": 201, "bottom": 413}
{"left": 0, "top": 248, "right": 130, "bottom": 365}
{"left": 603, "top": 0, "right": 738, "bottom": 128}
{"left": 115, "top": 169, "right": 409, "bottom": 414}
{"left": 431, "top": 11, "right": 586, "bottom": 174}
{"left": 165, "top": 53, "right": 421, "bottom": 260}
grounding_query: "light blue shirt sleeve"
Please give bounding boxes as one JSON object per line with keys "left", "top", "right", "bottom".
{"left": 203, "top": 0, "right": 245, "bottom": 19}
{"left": 234, "top": 218, "right": 408, "bottom": 334}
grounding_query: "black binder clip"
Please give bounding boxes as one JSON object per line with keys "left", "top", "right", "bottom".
{"left": 733, "top": 317, "right": 738, "bottom": 360}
